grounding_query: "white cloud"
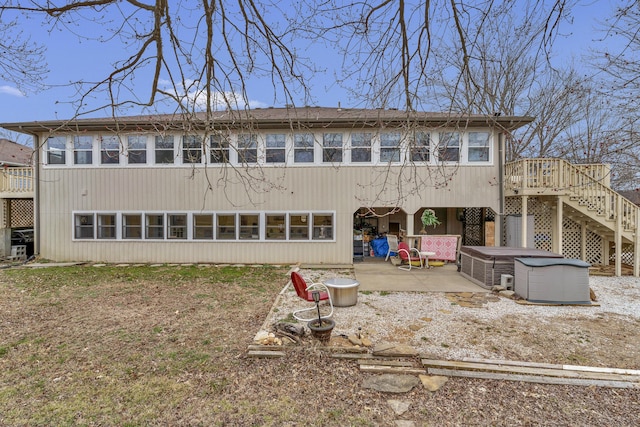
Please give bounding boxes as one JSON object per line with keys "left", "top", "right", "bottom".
{"left": 159, "top": 80, "right": 267, "bottom": 111}
{"left": 0, "top": 85, "right": 25, "bottom": 97}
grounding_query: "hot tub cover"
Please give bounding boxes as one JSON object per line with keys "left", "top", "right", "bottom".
{"left": 515, "top": 258, "right": 591, "bottom": 268}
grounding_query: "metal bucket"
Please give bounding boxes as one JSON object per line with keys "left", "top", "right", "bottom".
{"left": 324, "top": 278, "right": 360, "bottom": 307}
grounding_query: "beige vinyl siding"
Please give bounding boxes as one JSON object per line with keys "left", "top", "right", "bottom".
{"left": 38, "top": 162, "right": 499, "bottom": 263}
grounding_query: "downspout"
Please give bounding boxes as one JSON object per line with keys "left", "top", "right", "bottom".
{"left": 19, "top": 127, "right": 40, "bottom": 258}
{"left": 498, "top": 132, "right": 504, "bottom": 247}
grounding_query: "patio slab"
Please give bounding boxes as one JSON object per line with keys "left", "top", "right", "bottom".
{"left": 354, "top": 258, "right": 488, "bottom": 293}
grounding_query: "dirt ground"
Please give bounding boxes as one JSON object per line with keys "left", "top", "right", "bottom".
{"left": 0, "top": 264, "right": 639, "bottom": 426}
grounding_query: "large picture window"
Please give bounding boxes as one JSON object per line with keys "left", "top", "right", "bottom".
{"left": 46, "top": 136, "right": 66, "bottom": 165}
{"left": 351, "top": 133, "right": 372, "bottom": 163}
{"left": 74, "top": 136, "right": 93, "bottom": 165}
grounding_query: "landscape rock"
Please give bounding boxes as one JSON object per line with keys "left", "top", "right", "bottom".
{"left": 362, "top": 374, "right": 420, "bottom": 393}
{"left": 499, "top": 290, "right": 516, "bottom": 298}
{"left": 419, "top": 374, "right": 448, "bottom": 392}
{"left": 373, "top": 343, "right": 418, "bottom": 357}
{"left": 387, "top": 399, "right": 411, "bottom": 415}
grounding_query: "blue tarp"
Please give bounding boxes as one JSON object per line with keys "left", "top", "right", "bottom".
{"left": 370, "top": 237, "right": 392, "bottom": 257}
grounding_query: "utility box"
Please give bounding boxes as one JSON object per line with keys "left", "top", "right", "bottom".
{"left": 505, "top": 214, "right": 534, "bottom": 248}
{"left": 514, "top": 257, "right": 591, "bottom": 304}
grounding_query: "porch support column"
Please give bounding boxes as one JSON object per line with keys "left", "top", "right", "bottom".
{"left": 603, "top": 239, "right": 610, "bottom": 266}
{"left": 635, "top": 213, "right": 640, "bottom": 277}
{"left": 406, "top": 213, "right": 415, "bottom": 237}
{"left": 555, "top": 196, "right": 563, "bottom": 254}
{"left": 521, "top": 196, "right": 528, "bottom": 248}
{"left": 581, "top": 221, "right": 587, "bottom": 262}
{"left": 615, "top": 198, "right": 622, "bottom": 277}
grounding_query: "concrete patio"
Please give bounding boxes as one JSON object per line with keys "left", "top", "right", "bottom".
{"left": 353, "top": 257, "right": 487, "bottom": 293}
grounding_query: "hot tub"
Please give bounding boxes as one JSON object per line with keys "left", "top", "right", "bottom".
{"left": 323, "top": 278, "right": 360, "bottom": 307}
{"left": 459, "top": 246, "right": 563, "bottom": 289}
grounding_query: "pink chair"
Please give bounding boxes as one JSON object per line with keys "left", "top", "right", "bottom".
{"left": 291, "top": 271, "right": 334, "bottom": 321}
{"left": 397, "top": 242, "right": 424, "bottom": 271}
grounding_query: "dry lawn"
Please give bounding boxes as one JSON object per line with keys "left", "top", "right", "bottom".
{"left": 0, "top": 264, "right": 639, "bottom": 426}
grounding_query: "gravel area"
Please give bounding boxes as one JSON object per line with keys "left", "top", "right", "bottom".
{"left": 264, "top": 269, "right": 640, "bottom": 368}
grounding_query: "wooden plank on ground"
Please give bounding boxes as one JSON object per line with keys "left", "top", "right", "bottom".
{"left": 360, "top": 365, "right": 427, "bottom": 375}
{"left": 332, "top": 353, "right": 374, "bottom": 360}
{"left": 358, "top": 359, "right": 416, "bottom": 367}
{"left": 247, "top": 350, "right": 286, "bottom": 358}
{"left": 422, "top": 359, "right": 640, "bottom": 383}
{"left": 428, "top": 368, "right": 640, "bottom": 389}
{"left": 461, "top": 357, "right": 640, "bottom": 377}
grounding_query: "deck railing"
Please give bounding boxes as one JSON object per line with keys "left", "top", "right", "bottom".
{"left": 505, "top": 158, "right": 637, "bottom": 232}
{"left": 0, "top": 167, "right": 33, "bottom": 193}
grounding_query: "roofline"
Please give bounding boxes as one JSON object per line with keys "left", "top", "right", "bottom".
{"left": 1, "top": 107, "right": 534, "bottom": 134}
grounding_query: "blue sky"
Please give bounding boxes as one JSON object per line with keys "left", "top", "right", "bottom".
{"left": 0, "top": 1, "right": 622, "bottom": 127}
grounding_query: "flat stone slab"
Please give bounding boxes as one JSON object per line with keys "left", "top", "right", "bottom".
{"left": 362, "top": 374, "right": 420, "bottom": 393}
{"left": 419, "top": 374, "right": 449, "bottom": 392}
{"left": 373, "top": 343, "right": 419, "bottom": 357}
{"left": 387, "top": 399, "right": 411, "bottom": 415}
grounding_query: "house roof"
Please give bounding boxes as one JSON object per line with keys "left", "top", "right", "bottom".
{"left": 0, "top": 138, "right": 33, "bottom": 166}
{"left": 0, "top": 107, "right": 534, "bottom": 134}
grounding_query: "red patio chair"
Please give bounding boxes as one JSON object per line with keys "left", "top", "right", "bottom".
{"left": 290, "top": 271, "right": 334, "bottom": 322}
{"left": 397, "top": 241, "right": 424, "bottom": 271}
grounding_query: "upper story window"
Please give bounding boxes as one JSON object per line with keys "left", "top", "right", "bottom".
{"left": 411, "top": 131, "right": 430, "bottom": 162}
{"left": 237, "top": 134, "right": 258, "bottom": 164}
{"left": 266, "top": 134, "right": 286, "bottom": 163}
{"left": 294, "top": 133, "right": 314, "bottom": 163}
{"left": 351, "top": 132, "right": 372, "bottom": 163}
{"left": 322, "top": 133, "right": 343, "bottom": 163}
{"left": 210, "top": 134, "right": 230, "bottom": 163}
{"left": 74, "top": 135, "right": 93, "bottom": 165}
{"left": 127, "top": 135, "right": 147, "bottom": 164}
{"left": 46, "top": 136, "right": 66, "bottom": 165}
{"left": 468, "top": 132, "right": 490, "bottom": 162}
{"left": 438, "top": 132, "right": 460, "bottom": 162}
{"left": 155, "top": 135, "right": 174, "bottom": 164}
{"left": 182, "top": 135, "right": 202, "bottom": 164}
{"left": 380, "top": 132, "right": 401, "bottom": 163}
{"left": 101, "top": 135, "right": 120, "bottom": 164}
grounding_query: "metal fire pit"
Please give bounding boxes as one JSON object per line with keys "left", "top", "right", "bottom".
{"left": 323, "top": 278, "right": 360, "bottom": 307}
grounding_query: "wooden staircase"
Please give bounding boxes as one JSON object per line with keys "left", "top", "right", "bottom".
{"left": 505, "top": 158, "right": 639, "bottom": 276}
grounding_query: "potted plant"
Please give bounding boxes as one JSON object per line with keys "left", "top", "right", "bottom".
{"left": 307, "top": 290, "right": 335, "bottom": 343}
{"left": 420, "top": 209, "right": 441, "bottom": 234}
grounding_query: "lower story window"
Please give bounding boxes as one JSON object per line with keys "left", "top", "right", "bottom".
{"left": 74, "top": 214, "right": 94, "bottom": 239}
{"left": 266, "top": 214, "right": 286, "bottom": 240}
{"left": 146, "top": 214, "right": 164, "bottom": 239}
{"left": 168, "top": 214, "right": 187, "bottom": 239}
{"left": 313, "top": 214, "right": 333, "bottom": 239}
{"left": 239, "top": 214, "right": 260, "bottom": 240}
{"left": 217, "top": 214, "right": 236, "bottom": 240}
{"left": 73, "top": 211, "right": 335, "bottom": 242}
{"left": 194, "top": 214, "right": 214, "bottom": 239}
{"left": 97, "top": 214, "right": 116, "bottom": 239}
{"left": 123, "top": 214, "right": 142, "bottom": 239}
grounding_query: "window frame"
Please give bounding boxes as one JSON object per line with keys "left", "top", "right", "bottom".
{"left": 322, "top": 133, "right": 343, "bottom": 163}
{"left": 265, "top": 133, "right": 287, "bottom": 164}
{"left": 210, "top": 134, "right": 230, "bottom": 164}
{"left": 437, "top": 132, "right": 460, "bottom": 163}
{"left": 410, "top": 131, "right": 430, "bottom": 162}
{"left": 74, "top": 213, "right": 95, "bottom": 239}
{"left": 97, "top": 213, "right": 117, "bottom": 239}
{"left": 73, "top": 135, "right": 93, "bottom": 165}
{"left": 155, "top": 135, "right": 175, "bottom": 164}
{"left": 379, "top": 132, "right": 402, "bottom": 163}
{"left": 100, "top": 135, "right": 121, "bottom": 165}
{"left": 350, "top": 132, "right": 372, "bottom": 163}
{"left": 293, "top": 133, "right": 315, "bottom": 163}
{"left": 122, "top": 214, "right": 143, "bottom": 240}
{"left": 127, "top": 135, "right": 148, "bottom": 165}
{"left": 467, "top": 131, "right": 491, "bottom": 163}
{"left": 236, "top": 133, "right": 258, "bottom": 164}
{"left": 46, "top": 136, "right": 67, "bottom": 165}
{"left": 182, "top": 135, "right": 203, "bottom": 164}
